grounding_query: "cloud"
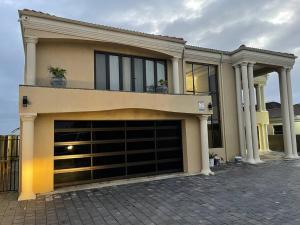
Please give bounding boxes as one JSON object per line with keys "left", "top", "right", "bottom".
{"left": 0, "top": 0, "right": 300, "bottom": 133}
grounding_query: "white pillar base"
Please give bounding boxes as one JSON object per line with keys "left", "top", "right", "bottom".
{"left": 284, "top": 154, "right": 295, "bottom": 159}
{"left": 244, "top": 158, "right": 257, "bottom": 164}
{"left": 200, "top": 170, "right": 215, "bottom": 176}
{"left": 18, "top": 192, "right": 36, "bottom": 201}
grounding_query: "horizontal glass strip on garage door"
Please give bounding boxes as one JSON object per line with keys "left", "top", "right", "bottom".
{"left": 54, "top": 120, "right": 183, "bottom": 187}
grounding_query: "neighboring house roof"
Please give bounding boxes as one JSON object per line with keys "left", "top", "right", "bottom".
{"left": 266, "top": 102, "right": 300, "bottom": 118}
{"left": 19, "top": 9, "right": 297, "bottom": 59}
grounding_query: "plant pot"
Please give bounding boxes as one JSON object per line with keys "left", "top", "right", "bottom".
{"left": 209, "top": 158, "right": 214, "bottom": 167}
{"left": 156, "top": 85, "right": 168, "bottom": 94}
{"left": 51, "top": 77, "right": 66, "bottom": 88}
{"left": 214, "top": 158, "right": 221, "bottom": 167}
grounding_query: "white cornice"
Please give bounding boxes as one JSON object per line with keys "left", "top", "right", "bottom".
{"left": 231, "top": 50, "right": 295, "bottom": 68}
{"left": 21, "top": 15, "right": 184, "bottom": 58}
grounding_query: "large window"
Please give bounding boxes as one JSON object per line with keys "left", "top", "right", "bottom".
{"left": 95, "top": 52, "right": 167, "bottom": 93}
{"left": 185, "top": 63, "right": 222, "bottom": 148}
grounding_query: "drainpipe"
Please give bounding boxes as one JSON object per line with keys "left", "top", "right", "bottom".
{"left": 181, "top": 48, "right": 185, "bottom": 94}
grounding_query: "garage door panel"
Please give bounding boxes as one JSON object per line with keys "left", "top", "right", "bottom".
{"left": 54, "top": 157, "right": 91, "bottom": 170}
{"left": 93, "top": 143, "right": 125, "bottom": 153}
{"left": 54, "top": 144, "right": 91, "bottom": 156}
{"left": 93, "top": 155, "right": 125, "bottom": 166}
{"left": 54, "top": 120, "right": 183, "bottom": 187}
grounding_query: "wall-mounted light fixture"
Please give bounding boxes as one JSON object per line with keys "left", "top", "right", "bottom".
{"left": 208, "top": 102, "right": 213, "bottom": 110}
{"left": 22, "top": 96, "right": 29, "bottom": 107}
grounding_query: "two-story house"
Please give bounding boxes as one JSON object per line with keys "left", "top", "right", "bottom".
{"left": 18, "top": 9, "right": 298, "bottom": 200}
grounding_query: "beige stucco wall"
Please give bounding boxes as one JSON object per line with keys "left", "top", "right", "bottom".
{"left": 36, "top": 40, "right": 174, "bottom": 89}
{"left": 31, "top": 109, "right": 202, "bottom": 194}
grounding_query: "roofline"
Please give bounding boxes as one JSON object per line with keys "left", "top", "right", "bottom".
{"left": 18, "top": 9, "right": 186, "bottom": 44}
{"left": 186, "top": 44, "right": 297, "bottom": 59}
{"left": 19, "top": 9, "right": 297, "bottom": 59}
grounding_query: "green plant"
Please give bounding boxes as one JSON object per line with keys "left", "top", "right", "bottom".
{"left": 158, "top": 79, "right": 168, "bottom": 86}
{"left": 48, "top": 66, "right": 66, "bottom": 79}
{"left": 209, "top": 153, "right": 217, "bottom": 159}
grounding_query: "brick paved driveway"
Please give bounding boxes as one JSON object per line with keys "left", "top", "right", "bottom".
{"left": 1, "top": 160, "right": 300, "bottom": 225}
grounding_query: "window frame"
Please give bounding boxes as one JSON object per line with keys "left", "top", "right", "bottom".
{"left": 185, "top": 61, "right": 223, "bottom": 148}
{"left": 94, "top": 51, "right": 167, "bottom": 93}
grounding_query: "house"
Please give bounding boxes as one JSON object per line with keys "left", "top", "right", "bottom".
{"left": 18, "top": 9, "right": 299, "bottom": 200}
{"left": 267, "top": 102, "right": 300, "bottom": 135}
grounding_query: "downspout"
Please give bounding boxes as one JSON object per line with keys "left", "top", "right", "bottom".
{"left": 219, "top": 52, "right": 228, "bottom": 162}
{"left": 181, "top": 47, "right": 185, "bottom": 94}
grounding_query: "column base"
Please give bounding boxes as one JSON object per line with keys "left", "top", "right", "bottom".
{"left": 18, "top": 192, "right": 36, "bottom": 201}
{"left": 245, "top": 158, "right": 256, "bottom": 164}
{"left": 293, "top": 154, "right": 300, "bottom": 159}
{"left": 254, "top": 159, "right": 264, "bottom": 164}
{"left": 284, "top": 154, "right": 295, "bottom": 160}
{"left": 200, "top": 169, "right": 215, "bottom": 176}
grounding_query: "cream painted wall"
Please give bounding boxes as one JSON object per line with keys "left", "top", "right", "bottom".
{"left": 32, "top": 109, "right": 202, "bottom": 194}
{"left": 36, "top": 40, "right": 174, "bottom": 89}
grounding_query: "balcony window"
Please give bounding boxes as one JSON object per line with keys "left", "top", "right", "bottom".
{"left": 185, "top": 62, "right": 222, "bottom": 148}
{"left": 95, "top": 52, "right": 167, "bottom": 93}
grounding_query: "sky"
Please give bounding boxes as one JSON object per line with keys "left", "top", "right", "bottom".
{"left": 0, "top": 0, "right": 300, "bottom": 134}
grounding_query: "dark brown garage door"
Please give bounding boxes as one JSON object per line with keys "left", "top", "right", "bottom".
{"left": 54, "top": 120, "right": 183, "bottom": 187}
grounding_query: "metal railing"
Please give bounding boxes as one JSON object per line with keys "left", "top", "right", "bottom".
{"left": 0, "top": 135, "right": 19, "bottom": 192}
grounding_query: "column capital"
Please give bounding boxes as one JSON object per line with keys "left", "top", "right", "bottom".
{"left": 240, "top": 62, "right": 248, "bottom": 67}
{"left": 20, "top": 113, "right": 37, "bottom": 122}
{"left": 24, "top": 36, "right": 38, "bottom": 44}
{"left": 233, "top": 64, "right": 240, "bottom": 69}
{"left": 248, "top": 62, "right": 255, "bottom": 67}
{"left": 172, "top": 56, "right": 180, "bottom": 61}
{"left": 197, "top": 114, "right": 210, "bottom": 121}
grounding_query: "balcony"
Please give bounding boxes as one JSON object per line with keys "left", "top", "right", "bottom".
{"left": 19, "top": 85, "right": 212, "bottom": 115}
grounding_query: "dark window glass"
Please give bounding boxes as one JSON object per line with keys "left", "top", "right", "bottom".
{"left": 274, "top": 125, "right": 283, "bottom": 134}
{"left": 54, "top": 157, "right": 91, "bottom": 170}
{"left": 109, "top": 55, "right": 120, "bottom": 90}
{"left": 93, "top": 143, "right": 125, "bottom": 153}
{"left": 134, "top": 58, "right": 144, "bottom": 92}
{"left": 93, "top": 168, "right": 125, "bottom": 179}
{"left": 54, "top": 144, "right": 91, "bottom": 156}
{"left": 122, "top": 57, "right": 131, "bottom": 91}
{"left": 156, "top": 61, "right": 166, "bottom": 87}
{"left": 54, "top": 171, "right": 91, "bottom": 184}
{"left": 93, "top": 155, "right": 125, "bottom": 166}
{"left": 55, "top": 121, "right": 91, "bottom": 129}
{"left": 95, "top": 54, "right": 107, "bottom": 90}
{"left": 54, "top": 131, "right": 91, "bottom": 142}
{"left": 145, "top": 60, "right": 155, "bottom": 92}
{"left": 95, "top": 52, "right": 167, "bottom": 93}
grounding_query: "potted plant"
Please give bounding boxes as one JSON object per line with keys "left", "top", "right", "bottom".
{"left": 209, "top": 153, "right": 217, "bottom": 167}
{"left": 156, "top": 79, "right": 168, "bottom": 93}
{"left": 49, "top": 66, "right": 67, "bottom": 88}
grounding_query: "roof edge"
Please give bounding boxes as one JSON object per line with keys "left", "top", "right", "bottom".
{"left": 19, "top": 9, "right": 186, "bottom": 44}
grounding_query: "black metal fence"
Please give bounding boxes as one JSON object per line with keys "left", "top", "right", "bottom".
{"left": 0, "top": 135, "right": 19, "bottom": 192}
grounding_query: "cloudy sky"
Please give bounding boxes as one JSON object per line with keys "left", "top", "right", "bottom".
{"left": 0, "top": 0, "right": 300, "bottom": 134}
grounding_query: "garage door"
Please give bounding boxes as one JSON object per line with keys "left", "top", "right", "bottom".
{"left": 54, "top": 120, "right": 183, "bottom": 187}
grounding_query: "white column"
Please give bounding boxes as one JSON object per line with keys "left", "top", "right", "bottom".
{"left": 18, "top": 113, "right": 37, "bottom": 201}
{"left": 241, "top": 62, "right": 255, "bottom": 164}
{"left": 255, "top": 84, "right": 262, "bottom": 111}
{"left": 199, "top": 115, "right": 214, "bottom": 175}
{"left": 286, "top": 68, "right": 299, "bottom": 158}
{"left": 264, "top": 124, "right": 270, "bottom": 151}
{"left": 172, "top": 57, "right": 180, "bottom": 94}
{"left": 248, "top": 63, "right": 262, "bottom": 163}
{"left": 260, "top": 85, "right": 266, "bottom": 111}
{"left": 234, "top": 65, "right": 246, "bottom": 158}
{"left": 278, "top": 68, "right": 294, "bottom": 158}
{"left": 25, "top": 37, "right": 38, "bottom": 85}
